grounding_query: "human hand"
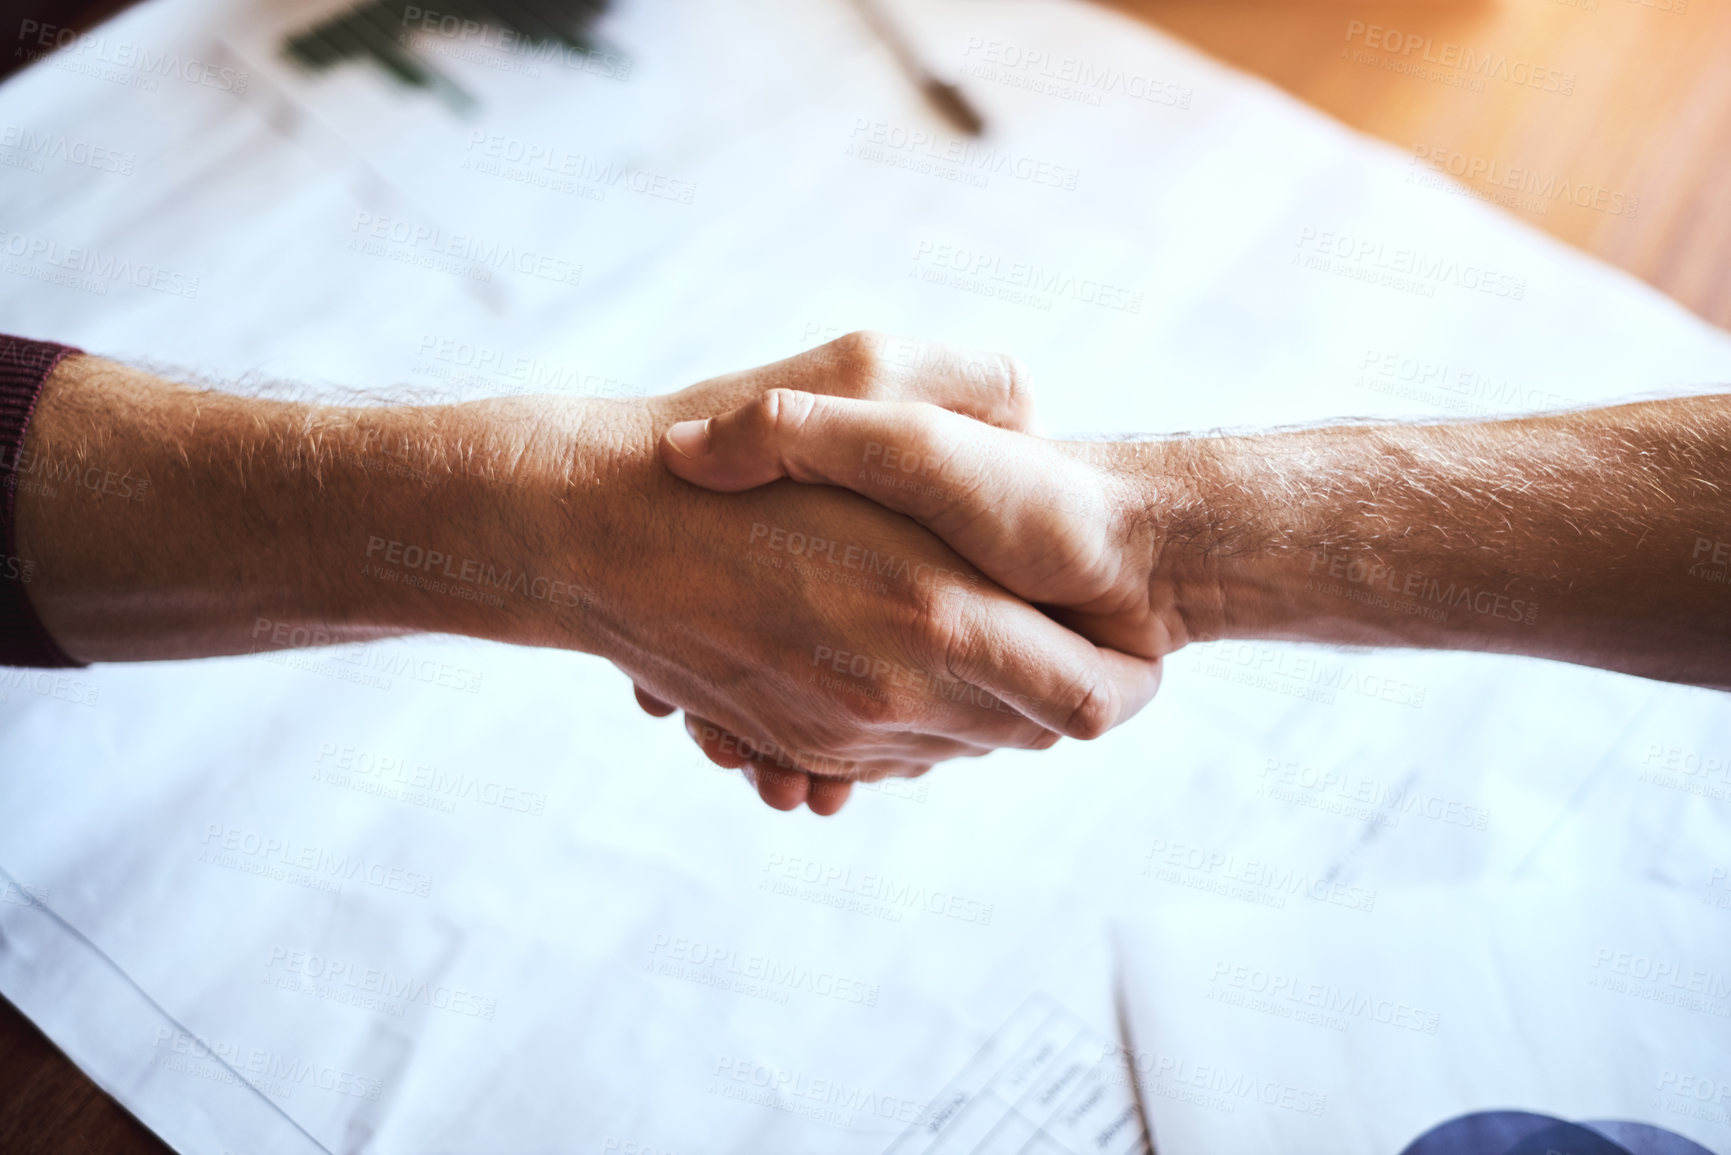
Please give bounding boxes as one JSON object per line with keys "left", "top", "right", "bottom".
{"left": 657, "top": 386, "right": 1202, "bottom": 663}
{"left": 526, "top": 334, "right": 1160, "bottom": 813}
{"left": 661, "top": 382, "right": 1731, "bottom": 698}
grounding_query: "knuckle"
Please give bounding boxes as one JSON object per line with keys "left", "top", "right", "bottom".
{"left": 996, "top": 353, "right": 1035, "bottom": 428}
{"left": 838, "top": 689, "right": 898, "bottom": 729}
{"left": 939, "top": 345, "right": 1031, "bottom": 425}
{"left": 754, "top": 387, "right": 817, "bottom": 437}
{"left": 1064, "top": 679, "right": 1116, "bottom": 741}
{"left": 825, "top": 330, "right": 893, "bottom": 395}
{"left": 908, "top": 406, "right": 976, "bottom": 492}
{"left": 915, "top": 594, "right": 974, "bottom": 686}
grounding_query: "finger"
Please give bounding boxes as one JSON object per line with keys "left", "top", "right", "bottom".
{"left": 850, "top": 696, "right": 1061, "bottom": 756}
{"left": 747, "top": 757, "right": 811, "bottom": 811}
{"left": 662, "top": 392, "right": 1112, "bottom": 611}
{"left": 670, "top": 588, "right": 1154, "bottom": 749}
{"left": 801, "top": 731, "right": 1006, "bottom": 761}
{"left": 685, "top": 713, "right": 752, "bottom": 770}
{"left": 804, "top": 775, "right": 855, "bottom": 816}
{"left": 943, "top": 592, "right": 1164, "bottom": 741}
{"left": 663, "top": 391, "right": 1093, "bottom": 539}
{"left": 844, "top": 761, "right": 936, "bottom": 786}
{"left": 685, "top": 713, "right": 867, "bottom": 781}
{"left": 686, "top": 713, "right": 1010, "bottom": 775}
{"left": 686, "top": 715, "right": 817, "bottom": 810}
{"left": 633, "top": 683, "right": 677, "bottom": 717}
{"left": 654, "top": 334, "right": 1032, "bottom": 443}
{"left": 659, "top": 390, "right": 994, "bottom": 500}
{"left": 807, "top": 758, "right": 935, "bottom": 784}
{"left": 1046, "top": 604, "right": 1172, "bottom": 665}
{"left": 681, "top": 708, "right": 984, "bottom": 799}
{"left": 795, "top": 331, "right": 1036, "bottom": 430}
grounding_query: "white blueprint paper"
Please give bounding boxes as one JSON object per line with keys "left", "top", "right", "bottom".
{"left": 0, "top": 0, "right": 1729, "bottom": 1152}
{"left": 1114, "top": 883, "right": 1731, "bottom": 1154}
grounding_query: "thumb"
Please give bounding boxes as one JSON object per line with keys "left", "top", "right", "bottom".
{"left": 660, "top": 390, "right": 1107, "bottom": 600}
{"left": 661, "top": 387, "right": 1006, "bottom": 518}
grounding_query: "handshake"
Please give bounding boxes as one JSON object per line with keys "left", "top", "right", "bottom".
{"left": 593, "top": 332, "right": 1731, "bottom": 814}
{"left": 22, "top": 331, "right": 1722, "bottom": 797}
{"left": 615, "top": 331, "right": 1184, "bottom": 815}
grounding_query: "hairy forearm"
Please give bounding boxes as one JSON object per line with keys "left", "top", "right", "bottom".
{"left": 1141, "top": 397, "right": 1731, "bottom": 687}
{"left": 7, "top": 334, "right": 1171, "bottom": 810}
{"left": 15, "top": 355, "right": 611, "bottom": 662}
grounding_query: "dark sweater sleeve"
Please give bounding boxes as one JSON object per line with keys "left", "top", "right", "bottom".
{"left": 0, "top": 335, "right": 85, "bottom": 668}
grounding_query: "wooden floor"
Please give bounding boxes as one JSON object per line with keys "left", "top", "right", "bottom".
{"left": 0, "top": 998, "right": 168, "bottom": 1154}
{"left": 3, "top": 1, "right": 1729, "bottom": 1152}
{"left": 1110, "top": 0, "right": 1731, "bottom": 329}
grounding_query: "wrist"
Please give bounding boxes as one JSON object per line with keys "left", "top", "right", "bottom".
{"left": 1129, "top": 431, "right": 1346, "bottom": 647}
{"left": 345, "top": 395, "right": 641, "bottom": 657}
{"left": 1129, "top": 427, "right": 1449, "bottom": 649}
{"left": 1105, "top": 436, "right": 1235, "bottom": 651}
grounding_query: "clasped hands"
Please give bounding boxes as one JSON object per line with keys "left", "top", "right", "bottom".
{"left": 25, "top": 328, "right": 1722, "bottom": 759}
{"left": 614, "top": 332, "right": 1196, "bottom": 815}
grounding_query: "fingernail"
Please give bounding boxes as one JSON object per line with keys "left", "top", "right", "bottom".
{"left": 665, "top": 419, "right": 710, "bottom": 460}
